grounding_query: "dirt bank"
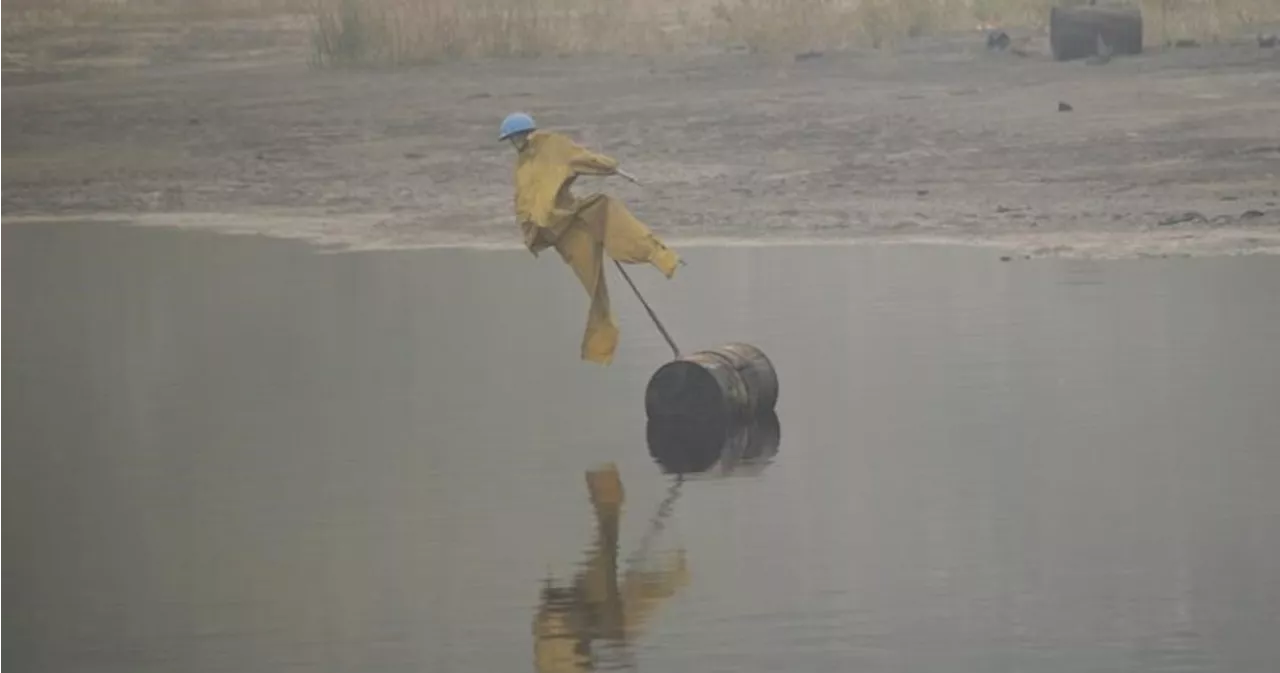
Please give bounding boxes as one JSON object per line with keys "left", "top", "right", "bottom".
{"left": 5, "top": 31, "right": 1279, "bottom": 258}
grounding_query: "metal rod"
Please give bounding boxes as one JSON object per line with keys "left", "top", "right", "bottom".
{"left": 613, "top": 260, "right": 680, "bottom": 359}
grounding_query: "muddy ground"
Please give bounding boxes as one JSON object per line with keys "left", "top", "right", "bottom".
{"left": 4, "top": 25, "right": 1280, "bottom": 258}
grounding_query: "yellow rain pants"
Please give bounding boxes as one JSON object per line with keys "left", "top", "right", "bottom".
{"left": 514, "top": 130, "right": 680, "bottom": 364}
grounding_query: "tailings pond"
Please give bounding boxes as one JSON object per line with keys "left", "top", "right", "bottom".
{"left": 5, "top": 222, "right": 1279, "bottom": 672}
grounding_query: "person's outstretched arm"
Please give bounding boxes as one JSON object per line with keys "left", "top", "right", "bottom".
{"left": 565, "top": 139, "right": 619, "bottom": 177}
{"left": 567, "top": 142, "right": 642, "bottom": 184}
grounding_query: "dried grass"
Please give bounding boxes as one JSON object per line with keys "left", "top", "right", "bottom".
{"left": 309, "top": 0, "right": 679, "bottom": 65}
{"left": 309, "top": 0, "right": 1279, "bottom": 64}
{"left": 4, "top": 0, "right": 308, "bottom": 13}
{"left": 307, "top": 0, "right": 979, "bottom": 62}
{"left": 3, "top": 0, "right": 308, "bottom": 42}
{"left": 6, "top": 0, "right": 1277, "bottom": 66}
{"left": 707, "top": 0, "right": 972, "bottom": 51}
{"left": 1140, "top": 0, "right": 1280, "bottom": 45}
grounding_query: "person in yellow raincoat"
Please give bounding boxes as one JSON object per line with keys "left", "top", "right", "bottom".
{"left": 500, "top": 112, "right": 681, "bottom": 365}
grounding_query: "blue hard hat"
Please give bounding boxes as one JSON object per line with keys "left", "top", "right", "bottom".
{"left": 499, "top": 112, "right": 536, "bottom": 141}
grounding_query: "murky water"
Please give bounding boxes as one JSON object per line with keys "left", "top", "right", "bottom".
{"left": 5, "top": 222, "right": 1280, "bottom": 673}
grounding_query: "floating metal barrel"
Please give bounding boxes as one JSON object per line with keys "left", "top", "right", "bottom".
{"left": 644, "top": 343, "right": 779, "bottom": 423}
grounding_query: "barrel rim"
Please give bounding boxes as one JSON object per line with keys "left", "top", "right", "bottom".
{"left": 644, "top": 342, "right": 779, "bottom": 422}
{"left": 644, "top": 358, "right": 734, "bottom": 421}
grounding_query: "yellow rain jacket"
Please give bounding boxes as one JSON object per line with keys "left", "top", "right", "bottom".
{"left": 514, "top": 130, "right": 680, "bottom": 364}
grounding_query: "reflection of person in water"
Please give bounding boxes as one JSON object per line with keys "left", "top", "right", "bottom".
{"left": 533, "top": 464, "right": 688, "bottom": 672}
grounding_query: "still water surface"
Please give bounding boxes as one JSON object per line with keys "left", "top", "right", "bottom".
{"left": 5, "top": 223, "right": 1280, "bottom": 673}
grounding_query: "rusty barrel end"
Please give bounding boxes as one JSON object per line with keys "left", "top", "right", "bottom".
{"left": 644, "top": 342, "right": 778, "bottom": 423}
{"left": 644, "top": 357, "right": 736, "bottom": 424}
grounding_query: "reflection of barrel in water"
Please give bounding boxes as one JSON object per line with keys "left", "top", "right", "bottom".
{"left": 646, "top": 411, "right": 781, "bottom": 477}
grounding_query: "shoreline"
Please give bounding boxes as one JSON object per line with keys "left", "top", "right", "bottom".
{"left": 9, "top": 213, "right": 1280, "bottom": 260}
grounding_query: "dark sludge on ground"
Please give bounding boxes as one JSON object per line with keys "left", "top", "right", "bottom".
{"left": 646, "top": 411, "right": 781, "bottom": 477}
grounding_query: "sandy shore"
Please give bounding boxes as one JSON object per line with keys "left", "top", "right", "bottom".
{"left": 5, "top": 29, "right": 1279, "bottom": 259}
